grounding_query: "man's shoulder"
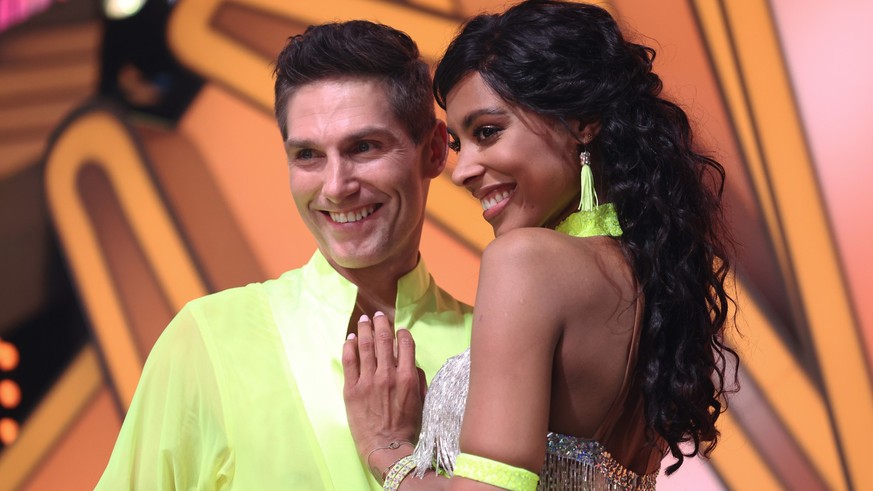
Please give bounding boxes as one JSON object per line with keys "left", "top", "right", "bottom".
{"left": 177, "top": 267, "right": 307, "bottom": 337}
{"left": 186, "top": 268, "right": 305, "bottom": 311}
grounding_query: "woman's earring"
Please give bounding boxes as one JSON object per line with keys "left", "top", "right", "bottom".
{"left": 577, "top": 139, "right": 598, "bottom": 212}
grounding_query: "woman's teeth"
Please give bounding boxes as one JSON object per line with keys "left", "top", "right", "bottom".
{"left": 481, "top": 190, "right": 511, "bottom": 211}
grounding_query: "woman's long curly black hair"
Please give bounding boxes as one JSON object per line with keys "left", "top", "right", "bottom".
{"left": 434, "top": 0, "right": 738, "bottom": 474}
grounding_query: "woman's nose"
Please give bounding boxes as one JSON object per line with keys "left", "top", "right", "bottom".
{"left": 451, "top": 148, "right": 485, "bottom": 189}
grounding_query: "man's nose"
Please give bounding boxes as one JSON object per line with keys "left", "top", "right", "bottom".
{"left": 322, "top": 156, "right": 360, "bottom": 203}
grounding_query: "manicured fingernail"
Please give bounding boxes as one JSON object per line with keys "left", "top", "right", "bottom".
{"left": 347, "top": 333, "right": 356, "bottom": 340}
{"left": 359, "top": 314, "right": 369, "bottom": 323}
{"left": 397, "top": 327, "right": 408, "bottom": 332}
{"left": 374, "top": 311, "right": 385, "bottom": 318}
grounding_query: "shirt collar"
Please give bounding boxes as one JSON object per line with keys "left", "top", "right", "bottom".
{"left": 301, "top": 249, "right": 433, "bottom": 321}
{"left": 396, "top": 253, "right": 432, "bottom": 309}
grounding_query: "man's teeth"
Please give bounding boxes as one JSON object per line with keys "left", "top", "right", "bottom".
{"left": 481, "top": 190, "right": 511, "bottom": 211}
{"left": 329, "top": 206, "right": 376, "bottom": 223}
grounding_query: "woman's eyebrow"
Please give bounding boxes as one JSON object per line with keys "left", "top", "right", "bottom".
{"left": 460, "top": 107, "right": 508, "bottom": 131}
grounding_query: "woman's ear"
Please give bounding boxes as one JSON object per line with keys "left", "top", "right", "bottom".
{"left": 577, "top": 120, "right": 601, "bottom": 144}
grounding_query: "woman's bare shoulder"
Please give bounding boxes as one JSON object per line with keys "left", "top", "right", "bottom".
{"left": 476, "top": 228, "right": 635, "bottom": 343}
{"left": 482, "top": 228, "right": 632, "bottom": 300}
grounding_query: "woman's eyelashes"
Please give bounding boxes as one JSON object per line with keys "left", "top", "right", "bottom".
{"left": 447, "top": 125, "right": 503, "bottom": 153}
{"left": 448, "top": 136, "right": 461, "bottom": 153}
{"left": 474, "top": 125, "right": 502, "bottom": 143}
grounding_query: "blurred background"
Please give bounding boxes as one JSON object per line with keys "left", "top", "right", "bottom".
{"left": 0, "top": 0, "right": 870, "bottom": 489}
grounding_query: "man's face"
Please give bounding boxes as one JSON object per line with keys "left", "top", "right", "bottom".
{"left": 283, "top": 78, "right": 445, "bottom": 274}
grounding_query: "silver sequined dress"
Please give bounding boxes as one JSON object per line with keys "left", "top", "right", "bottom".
{"left": 412, "top": 348, "right": 658, "bottom": 490}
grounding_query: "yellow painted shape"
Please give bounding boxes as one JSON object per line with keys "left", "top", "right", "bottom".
{"left": 168, "top": 0, "right": 461, "bottom": 112}
{"left": 710, "top": 410, "right": 784, "bottom": 491}
{"left": 724, "top": 2, "right": 873, "bottom": 489}
{"left": 45, "top": 111, "right": 207, "bottom": 407}
{"left": 695, "top": 0, "right": 873, "bottom": 488}
{"left": 728, "top": 274, "right": 844, "bottom": 490}
{"left": 406, "top": 0, "right": 455, "bottom": 14}
{"left": 692, "top": 0, "right": 793, "bottom": 286}
{"left": 0, "top": 346, "right": 101, "bottom": 491}
{"left": 176, "top": 84, "right": 301, "bottom": 278}
{"left": 696, "top": 0, "right": 845, "bottom": 486}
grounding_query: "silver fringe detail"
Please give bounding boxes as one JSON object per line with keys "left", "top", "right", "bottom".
{"left": 412, "top": 349, "right": 659, "bottom": 490}
{"left": 412, "top": 348, "right": 471, "bottom": 477}
{"left": 539, "top": 434, "right": 657, "bottom": 490}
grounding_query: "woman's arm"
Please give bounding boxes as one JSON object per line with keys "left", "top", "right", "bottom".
{"left": 446, "top": 229, "right": 567, "bottom": 490}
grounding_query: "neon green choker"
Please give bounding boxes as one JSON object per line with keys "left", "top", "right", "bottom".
{"left": 554, "top": 203, "right": 623, "bottom": 238}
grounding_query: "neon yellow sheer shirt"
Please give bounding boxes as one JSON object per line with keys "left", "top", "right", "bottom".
{"left": 95, "top": 250, "right": 473, "bottom": 490}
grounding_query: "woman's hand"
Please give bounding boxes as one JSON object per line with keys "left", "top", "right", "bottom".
{"left": 342, "top": 312, "right": 427, "bottom": 480}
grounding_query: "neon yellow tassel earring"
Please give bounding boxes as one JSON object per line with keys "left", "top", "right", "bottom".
{"left": 577, "top": 146, "right": 598, "bottom": 212}
{"left": 557, "top": 138, "right": 622, "bottom": 237}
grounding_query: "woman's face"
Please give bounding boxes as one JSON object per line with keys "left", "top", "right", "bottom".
{"left": 445, "top": 73, "right": 582, "bottom": 237}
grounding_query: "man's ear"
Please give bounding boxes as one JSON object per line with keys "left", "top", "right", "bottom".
{"left": 423, "top": 119, "right": 448, "bottom": 178}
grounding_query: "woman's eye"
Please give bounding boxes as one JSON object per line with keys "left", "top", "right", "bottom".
{"left": 448, "top": 138, "right": 460, "bottom": 153}
{"left": 474, "top": 126, "right": 501, "bottom": 142}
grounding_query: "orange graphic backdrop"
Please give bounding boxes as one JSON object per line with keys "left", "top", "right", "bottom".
{"left": 0, "top": 1, "right": 871, "bottom": 490}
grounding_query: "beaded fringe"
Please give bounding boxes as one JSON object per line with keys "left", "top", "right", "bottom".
{"left": 539, "top": 434, "right": 657, "bottom": 490}
{"left": 411, "top": 348, "right": 658, "bottom": 490}
{"left": 412, "top": 348, "right": 471, "bottom": 477}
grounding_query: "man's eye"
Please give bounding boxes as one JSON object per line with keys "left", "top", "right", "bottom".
{"left": 296, "top": 149, "right": 314, "bottom": 160}
{"left": 353, "top": 141, "right": 372, "bottom": 153}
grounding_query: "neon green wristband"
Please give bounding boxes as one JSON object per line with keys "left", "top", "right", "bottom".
{"left": 453, "top": 453, "right": 539, "bottom": 491}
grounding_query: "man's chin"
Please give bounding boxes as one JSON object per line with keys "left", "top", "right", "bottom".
{"left": 320, "top": 246, "right": 385, "bottom": 271}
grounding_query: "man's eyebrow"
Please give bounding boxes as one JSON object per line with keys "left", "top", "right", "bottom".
{"left": 461, "top": 107, "right": 508, "bottom": 131}
{"left": 285, "top": 138, "right": 314, "bottom": 151}
{"left": 284, "top": 126, "right": 399, "bottom": 150}
{"left": 342, "top": 126, "right": 398, "bottom": 144}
